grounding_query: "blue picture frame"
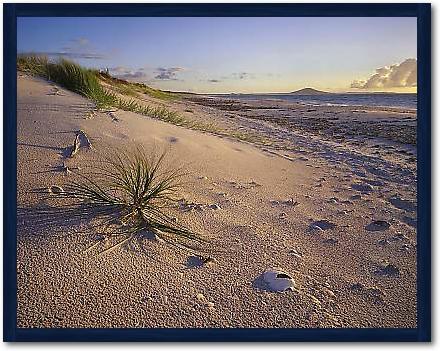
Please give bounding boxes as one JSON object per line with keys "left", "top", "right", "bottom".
{"left": 3, "top": 3, "right": 431, "bottom": 342}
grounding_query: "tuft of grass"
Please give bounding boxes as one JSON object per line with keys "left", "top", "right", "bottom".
{"left": 17, "top": 54, "right": 49, "bottom": 76}
{"left": 59, "top": 147, "right": 207, "bottom": 254}
{"left": 18, "top": 55, "right": 116, "bottom": 109}
{"left": 17, "top": 55, "right": 264, "bottom": 145}
{"left": 45, "top": 59, "right": 117, "bottom": 108}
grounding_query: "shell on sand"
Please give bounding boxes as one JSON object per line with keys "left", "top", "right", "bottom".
{"left": 262, "top": 268, "right": 295, "bottom": 292}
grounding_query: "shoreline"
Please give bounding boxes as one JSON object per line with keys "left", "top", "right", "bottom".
{"left": 17, "top": 74, "right": 417, "bottom": 328}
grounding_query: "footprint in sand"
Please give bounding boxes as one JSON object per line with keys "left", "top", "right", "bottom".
{"left": 186, "top": 255, "right": 215, "bottom": 268}
{"left": 374, "top": 262, "right": 400, "bottom": 277}
{"left": 351, "top": 183, "right": 374, "bottom": 193}
{"left": 309, "top": 220, "right": 336, "bottom": 232}
{"left": 365, "top": 220, "right": 391, "bottom": 232}
{"left": 389, "top": 196, "right": 417, "bottom": 213}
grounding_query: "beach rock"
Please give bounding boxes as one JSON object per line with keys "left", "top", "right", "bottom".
{"left": 365, "top": 220, "right": 391, "bottom": 232}
{"left": 259, "top": 268, "right": 295, "bottom": 292}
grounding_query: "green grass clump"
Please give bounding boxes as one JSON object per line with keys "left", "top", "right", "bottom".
{"left": 136, "top": 84, "right": 179, "bottom": 101}
{"left": 17, "top": 55, "right": 263, "bottom": 145}
{"left": 18, "top": 55, "right": 116, "bottom": 109}
{"left": 46, "top": 59, "right": 117, "bottom": 108}
{"left": 60, "top": 147, "right": 206, "bottom": 254}
{"left": 17, "top": 54, "right": 49, "bottom": 76}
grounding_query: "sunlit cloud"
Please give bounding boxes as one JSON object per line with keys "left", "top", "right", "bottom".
{"left": 108, "top": 66, "right": 149, "bottom": 81}
{"left": 20, "top": 37, "right": 106, "bottom": 60}
{"left": 154, "top": 67, "right": 184, "bottom": 80}
{"left": 351, "top": 58, "right": 417, "bottom": 89}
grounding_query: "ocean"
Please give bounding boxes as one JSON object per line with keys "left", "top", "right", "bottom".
{"left": 222, "top": 93, "right": 417, "bottom": 110}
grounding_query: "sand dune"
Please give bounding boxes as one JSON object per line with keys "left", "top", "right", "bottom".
{"left": 17, "top": 75, "right": 417, "bottom": 328}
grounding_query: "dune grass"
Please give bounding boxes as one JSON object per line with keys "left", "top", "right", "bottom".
{"left": 59, "top": 147, "right": 207, "bottom": 254}
{"left": 17, "top": 55, "right": 182, "bottom": 118}
{"left": 18, "top": 55, "right": 264, "bottom": 145}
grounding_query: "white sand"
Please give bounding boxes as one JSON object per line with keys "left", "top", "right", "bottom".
{"left": 17, "top": 75, "right": 417, "bottom": 328}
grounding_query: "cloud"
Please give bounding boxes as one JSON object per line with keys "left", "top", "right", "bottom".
{"left": 154, "top": 67, "right": 184, "bottom": 80}
{"left": 72, "top": 37, "right": 89, "bottom": 46}
{"left": 109, "top": 66, "right": 148, "bottom": 81}
{"left": 231, "top": 72, "right": 253, "bottom": 80}
{"left": 18, "top": 51, "right": 105, "bottom": 60}
{"left": 20, "top": 37, "right": 106, "bottom": 60}
{"left": 351, "top": 59, "right": 417, "bottom": 89}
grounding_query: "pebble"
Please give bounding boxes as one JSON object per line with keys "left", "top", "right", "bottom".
{"left": 209, "top": 204, "right": 221, "bottom": 210}
{"left": 196, "top": 293, "right": 206, "bottom": 302}
{"left": 48, "top": 185, "right": 64, "bottom": 194}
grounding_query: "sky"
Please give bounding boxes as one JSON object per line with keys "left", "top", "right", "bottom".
{"left": 17, "top": 17, "right": 417, "bottom": 93}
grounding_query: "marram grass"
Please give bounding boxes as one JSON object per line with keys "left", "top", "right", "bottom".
{"left": 17, "top": 55, "right": 263, "bottom": 144}
{"left": 58, "top": 147, "right": 207, "bottom": 254}
{"left": 17, "top": 55, "right": 182, "bottom": 118}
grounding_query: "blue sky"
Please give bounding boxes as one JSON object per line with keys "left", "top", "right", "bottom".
{"left": 17, "top": 17, "right": 417, "bottom": 93}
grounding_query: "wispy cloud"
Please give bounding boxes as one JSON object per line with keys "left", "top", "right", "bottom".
{"left": 19, "top": 51, "right": 105, "bottom": 60}
{"left": 231, "top": 72, "right": 254, "bottom": 80}
{"left": 351, "top": 58, "right": 417, "bottom": 89}
{"left": 154, "top": 67, "right": 184, "bottom": 80}
{"left": 203, "top": 71, "right": 254, "bottom": 84}
{"left": 19, "top": 37, "right": 106, "bottom": 60}
{"left": 108, "top": 66, "right": 149, "bottom": 81}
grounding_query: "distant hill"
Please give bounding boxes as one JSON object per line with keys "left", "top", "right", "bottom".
{"left": 288, "top": 88, "right": 329, "bottom": 95}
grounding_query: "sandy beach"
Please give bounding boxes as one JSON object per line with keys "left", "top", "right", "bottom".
{"left": 17, "top": 74, "right": 417, "bottom": 328}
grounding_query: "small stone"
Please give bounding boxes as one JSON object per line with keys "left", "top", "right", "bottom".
{"left": 196, "top": 293, "right": 206, "bottom": 302}
{"left": 209, "top": 204, "right": 221, "bottom": 210}
{"left": 400, "top": 244, "right": 411, "bottom": 252}
{"left": 288, "top": 248, "right": 303, "bottom": 258}
{"left": 322, "top": 287, "right": 335, "bottom": 298}
{"left": 377, "top": 239, "right": 389, "bottom": 246}
{"left": 48, "top": 185, "right": 64, "bottom": 194}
